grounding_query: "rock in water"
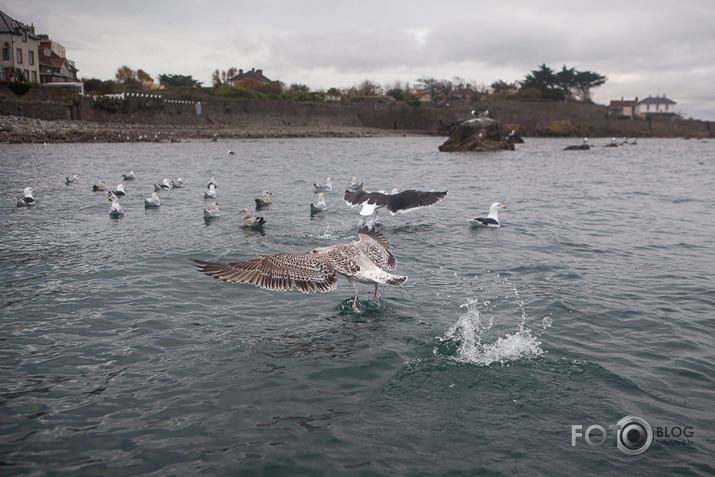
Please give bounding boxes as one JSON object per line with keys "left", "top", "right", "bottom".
{"left": 438, "top": 117, "right": 516, "bottom": 152}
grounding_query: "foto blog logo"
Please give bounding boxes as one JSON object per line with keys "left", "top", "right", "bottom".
{"left": 571, "top": 416, "right": 653, "bottom": 455}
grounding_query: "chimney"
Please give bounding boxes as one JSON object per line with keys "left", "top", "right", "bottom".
{"left": 238, "top": 69, "right": 243, "bottom": 75}
{"left": 256, "top": 69, "right": 262, "bottom": 75}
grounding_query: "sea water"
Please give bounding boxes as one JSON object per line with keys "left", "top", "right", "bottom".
{"left": 1, "top": 137, "right": 713, "bottom": 475}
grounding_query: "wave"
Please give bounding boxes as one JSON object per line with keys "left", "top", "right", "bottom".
{"left": 435, "top": 276, "right": 550, "bottom": 366}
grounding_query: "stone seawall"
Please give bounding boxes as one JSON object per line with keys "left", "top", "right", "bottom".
{"left": 1, "top": 84, "right": 712, "bottom": 142}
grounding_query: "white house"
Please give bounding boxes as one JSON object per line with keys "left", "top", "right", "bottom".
{"left": 634, "top": 95, "right": 677, "bottom": 118}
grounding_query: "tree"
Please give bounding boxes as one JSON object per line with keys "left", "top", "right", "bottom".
{"left": 520, "top": 64, "right": 565, "bottom": 101}
{"left": 572, "top": 70, "right": 606, "bottom": 102}
{"left": 157, "top": 74, "right": 202, "bottom": 88}
{"left": 137, "top": 69, "right": 153, "bottom": 83}
{"left": 115, "top": 65, "right": 137, "bottom": 83}
{"left": 212, "top": 67, "right": 239, "bottom": 87}
{"left": 520, "top": 64, "right": 606, "bottom": 102}
{"left": 356, "top": 80, "right": 380, "bottom": 96}
{"left": 211, "top": 69, "right": 221, "bottom": 87}
{"left": 416, "top": 77, "right": 441, "bottom": 101}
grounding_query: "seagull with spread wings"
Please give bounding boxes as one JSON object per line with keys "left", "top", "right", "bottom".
{"left": 191, "top": 227, "right": 406, "bottom": 313}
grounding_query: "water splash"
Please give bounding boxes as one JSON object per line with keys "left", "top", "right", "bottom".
{"left": 435, "top": 277, "right": 546, "bottom": 366}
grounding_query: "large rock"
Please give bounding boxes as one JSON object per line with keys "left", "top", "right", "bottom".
{"left": 438, "top": 117, "right": 518, "bottom": 152}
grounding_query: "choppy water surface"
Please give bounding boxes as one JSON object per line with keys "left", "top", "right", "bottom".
{"left": 1, "top": 137, "right": 714, "bottom": 475}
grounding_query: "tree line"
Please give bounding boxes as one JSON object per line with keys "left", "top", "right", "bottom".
{"left": 80, "top": 63, "right": 606, "bottom": 104}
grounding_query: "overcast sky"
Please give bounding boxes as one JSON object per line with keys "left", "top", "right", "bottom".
{"left": 5, "top": 1, "right": 715, "bottom": 120}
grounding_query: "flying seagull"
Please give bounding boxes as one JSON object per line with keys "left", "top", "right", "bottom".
{"left": 191, "top": 227, "right": 406, "bottom": 313}
{"left": 344, "top": 186, "right": 447, "bottom": 217}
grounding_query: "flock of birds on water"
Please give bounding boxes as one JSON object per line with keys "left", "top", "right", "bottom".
{"left": 15, "top": 165, "right": 508, "bottom": 313}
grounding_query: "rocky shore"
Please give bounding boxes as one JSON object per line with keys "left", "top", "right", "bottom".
{"left": 0, "top": 115, "right": 411, "bottom": 144}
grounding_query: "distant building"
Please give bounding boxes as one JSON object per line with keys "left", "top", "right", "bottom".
{"left": 0, "top": 9, "right": 40, "bottom": 83}
{"left": 606, "top": 97, "right": 639, "bottom": 117}
{"left": 634, "top": 95, "right": 677, "bottom": 118}
{"left": 0, "top": 9, "right": 77, "bottom": 84}
{"left": 37, "top": 34, "right": 79, "bottom": 83}
{"left": 227, "top": 68, "right": 272, "bottom": 86}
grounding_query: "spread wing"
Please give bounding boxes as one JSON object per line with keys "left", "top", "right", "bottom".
{"left": 191, "top": 252, "right": 338, "bottom": 293}
{"left": 384, "top": 190, "right": 447, "bottom": 214}
{"left": 354, "top": 227, "right": 396, "bottom": 269}
{"left": 344, "top": 187, "right": 447, "bottom": 215}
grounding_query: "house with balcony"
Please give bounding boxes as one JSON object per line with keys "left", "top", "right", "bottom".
{"left": 0, "top": 9, "right": 40, "bottom": 83}
{"left": 38, "top": 34, "right": 79, "bottom": 83}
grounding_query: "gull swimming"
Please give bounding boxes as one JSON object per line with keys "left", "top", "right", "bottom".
{"left": 144, "top": 192, "right": 161, "bottom": 208}
{"left": 203, "top": 201, "right": 221, "bottom": 218}
{"left": 349, "top": 176, "right": 363, "bottom": 191}
{"left": 191, "top": 227, "right": 406, "bottom": 313}
{"left": 16, "top": 187, "right": 36, "bottom": 206}
{"left": 204, "top": 183, "right": 218, "bottom": 199}
{"left": 65, "top": 174, "right": 81, "bottom": 185}
{"left": 92, "top": 180, "right": 106, "bottom": 192}
{"left": 108, "top": 184, "right": 126, "bottom": 197}
{"left": 154, "top": 179, "right": 172, "bottom": 191}
{"left": 314, "top": 177, "right": 334, "bottom": 192}
{"left": 254, "top": 190, "right": 272, "bottom": 209}
{"left": 108, "top": 192, "right": 124, "bottom": 218}
{"left": 311, "top": 192, "right": 328, "bottom": 214}
{"left": 239, "top": 209, "right": 266, "bottom": 229}
{"left": 470, "top": 202, "right": 507, "bottom": 228}
{"left": 122, "top": 170, "right": 136, "bottom": 180}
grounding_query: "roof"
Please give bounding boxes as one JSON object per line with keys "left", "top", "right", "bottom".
{"left": 0, "top": 9, "right": 39, "bottom": 38}
{"left": 638, "top": 95, "right": 676, "bottom": 105}
{"left": 608, "top": 99, "right": 638, "bottom": 108}
{"left": 228, "top": 68, "right": 272, "bottom": 84}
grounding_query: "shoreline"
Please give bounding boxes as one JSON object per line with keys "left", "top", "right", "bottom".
{"left": 0, "top": 115, "right": 426, "bottom": 144}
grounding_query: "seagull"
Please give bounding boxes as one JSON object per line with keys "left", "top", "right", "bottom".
{"left": 314, "top": 177, "right": 334, "bottom": 192}
{"left": 227, "top": 150, "right": 235, "bottom": 155}
{"left": 203, "top": 201, "right": 221, "bottom": 218}
{"left": 144, "top": 192, "right": 161, "bottom": 208}
{"left": 311, "top": 192, "right": 328, "bottom": 214}
{"left": 172, "top": 178, "right": 185, "bottom": 188}
{"left": 108, "top": 184, "right": 126, "bottom": 198}
{"left": 207, "top": 176, "right": 218, "bottom": 188}
{"left": 65, "top": 174, "right": 81, "bottom": 185}
{"left": 92, "top": 180, "right": 106, "bottom": 192}
{"left": 204, "top": 183, "right": 218, "bottom": 199}
{"left": 469, "top": 202, "right": 507, "bottom": 228}
{"left": 190, "top": 227, "right": 406, "bottom": 313}
{"left": 254, "top": 190, "right": 272, "bottom": 209}
{"left": 344, "top": 186, "right": 447, "bottom": 217}
{"left": 154, "top": 178, "right": 173, "bottom": 191}
{"left": 349, "top": 176, "right": 363, "bottom": 191}
{"left": 239, "top": 209, "right": 266, "bottom": 229}
{"left": 16, "top": 187, "right": 36, "bottom": 206}
{"left": 108, "top": 192, "right": 124, "bottom": 218}
{"left": 122, "top": 170, "right": 136, "bottom": 180}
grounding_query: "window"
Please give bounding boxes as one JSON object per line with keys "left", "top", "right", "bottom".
{"left": 2, "top": 43, "right": 9, "bottom": 61}
{"left": 16, "top": 48, "right": 23, "bottom": 64}
{"left": 31, "top": 71, "right": 37, "bottom": 82}
{"left": 29, "top": 51, "right": 34, "bottom": 65}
